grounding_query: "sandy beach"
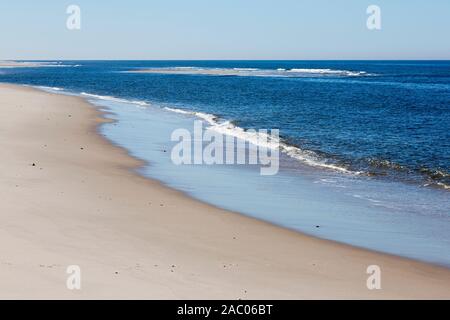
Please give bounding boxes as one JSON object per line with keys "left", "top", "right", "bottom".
{"left": 0, "top": 83, "right": 449, "bottom": 299}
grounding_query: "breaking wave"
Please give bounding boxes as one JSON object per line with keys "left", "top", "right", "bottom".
{"left": 30, "top": 86, "right": 449, "bottom": 190}
{"left": 80, "top": 92, "right": 149, "bottom": 106}
{"left": 163, "top": 107, "right": 355, "bottom": 174}
{"left": 163, "top": 106, "right": 450, "bottom": 188}
{"left": 129, "top": 66, "right": 373, "bottom": 78}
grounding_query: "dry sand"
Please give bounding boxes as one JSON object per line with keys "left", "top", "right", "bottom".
{"left": 0, "top": 83, "right": 449, "bottom": 299}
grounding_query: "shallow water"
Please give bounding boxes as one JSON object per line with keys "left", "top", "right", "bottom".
{"left": 94, "top": 98, "right": 450, "bottom": 267}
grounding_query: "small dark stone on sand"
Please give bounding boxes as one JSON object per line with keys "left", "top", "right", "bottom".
{"left": 32, "top": 163, "right": 36, "bottom": 167}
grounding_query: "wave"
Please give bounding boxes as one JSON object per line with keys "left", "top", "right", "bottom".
{"left": 163, "top": 107, "right": 219, "bottom": 126}
{"left": 130, "top": 67, "right": 373, "bottom": 78}
{"left": 35, "top": 86, "right": 64, "bottom": 92}
{"left": 80, "top": 92, "right": 149, "bottom": 106}
{"left": 36, "top": 61, "right": 81, "bottom": 68}
{"left": 34, "top": 86, "right": 151, "bottom": 108}
{"left": 434, "top": 182, "right": 450, "bottom": 190}
{"left": 419, "top": 168, "right": 450, "bottom": 190}
{"left": 70, "top": 92, "right": 331, "bottom": 169}
{"left": 232, "top": 68, "right": 259, "bottom": 71}
{"left": 163, "top": 106, "right": 355, "bottom": 173}
{"left": 363, "top": 158, "right": 450, "bottom": 190}
{"left": 29, "top": 85, "right": 449, "bottom": 190}
{"left": 287, "top": 68, "right": 368, "bottom": 76}
{"left": 5, "top": 61, "right": 82, "bottom": 68}
{"left": 42, "top": 64, "right": 81, "bottom": 68}
{"left": 162, "top": 106, "right": 450, "bottom": 187}
{"left": 33, "top": 87, "right": 149, "bottom": 109}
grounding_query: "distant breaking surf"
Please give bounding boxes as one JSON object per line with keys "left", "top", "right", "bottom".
{"left": 126, "top": 67, "right": 372, "bottom": 78}
{"left": 0, "top": 61, "right": 81, "bottom": 68}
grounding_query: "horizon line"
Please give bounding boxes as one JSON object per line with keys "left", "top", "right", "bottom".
{"left": 3, "top": 59, "right": 450, "bottom": 62}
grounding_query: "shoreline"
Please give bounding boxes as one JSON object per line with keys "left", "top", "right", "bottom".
{"left": 1, "top": 83, "right": 449, "bottom": 299}
{"left": 92, "top": 93, "right": 446, "bottom": 269}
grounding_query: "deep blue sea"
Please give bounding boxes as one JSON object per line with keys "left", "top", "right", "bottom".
{"left": 1, "top": 60, "right": 450, "bottom": 266}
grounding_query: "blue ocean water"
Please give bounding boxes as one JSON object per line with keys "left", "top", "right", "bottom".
{"left": 1, "top": 60, "right": 450, "bottom": 265}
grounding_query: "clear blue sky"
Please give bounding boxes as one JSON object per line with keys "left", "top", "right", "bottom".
{"left": 1, "top": 0, "right": 449, "bottom": 60}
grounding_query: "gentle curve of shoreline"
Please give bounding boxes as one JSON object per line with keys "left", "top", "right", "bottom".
{"left": 0, "top": 83, "right": 449, "bottom": 299}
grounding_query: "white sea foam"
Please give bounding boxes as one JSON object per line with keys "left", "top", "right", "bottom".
{"left": 31, "top": 62, "right": 81, "bottom": 68}
{"left": 173, "top": 66, "right": 197, "bottom": 69}
{"left": 29, "top": 85, "right": 359, "bottom": 175}
{"left": 164, "top": 107, "right": 279, "bottom": 149}
{"left": 80, "top": 92, "right": 149, "bottom": 107}
{"left": 233, "top": 68, "right": 259, "bottom": 71}
{"left": 36, "top": 86, "right": 64, "bottom": 92}
{"left": 43, "top": 64, "right": 81, "bottom": 67}
{"left": 287, "top": 68, "right": 368, "bottom": 76}
{"left": 163, "top": 106, "right": 357, "bottom": 174}
{"left": 163, "top": 107, "right": 218, "bottom": 125}
{"left": 0, "top": 61, "right": 81, "bottom": 68}
{"left": 133, "top": 67, "right": 372, "bottom": 78}
{"left": 30, "top": 85, "right": 68, "bottom": 95}
{"left": 33, "top": 87, "right": 149, "bottom": 109}
{"left": 434, "top": 182, "right": 450, "bottom": 190}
